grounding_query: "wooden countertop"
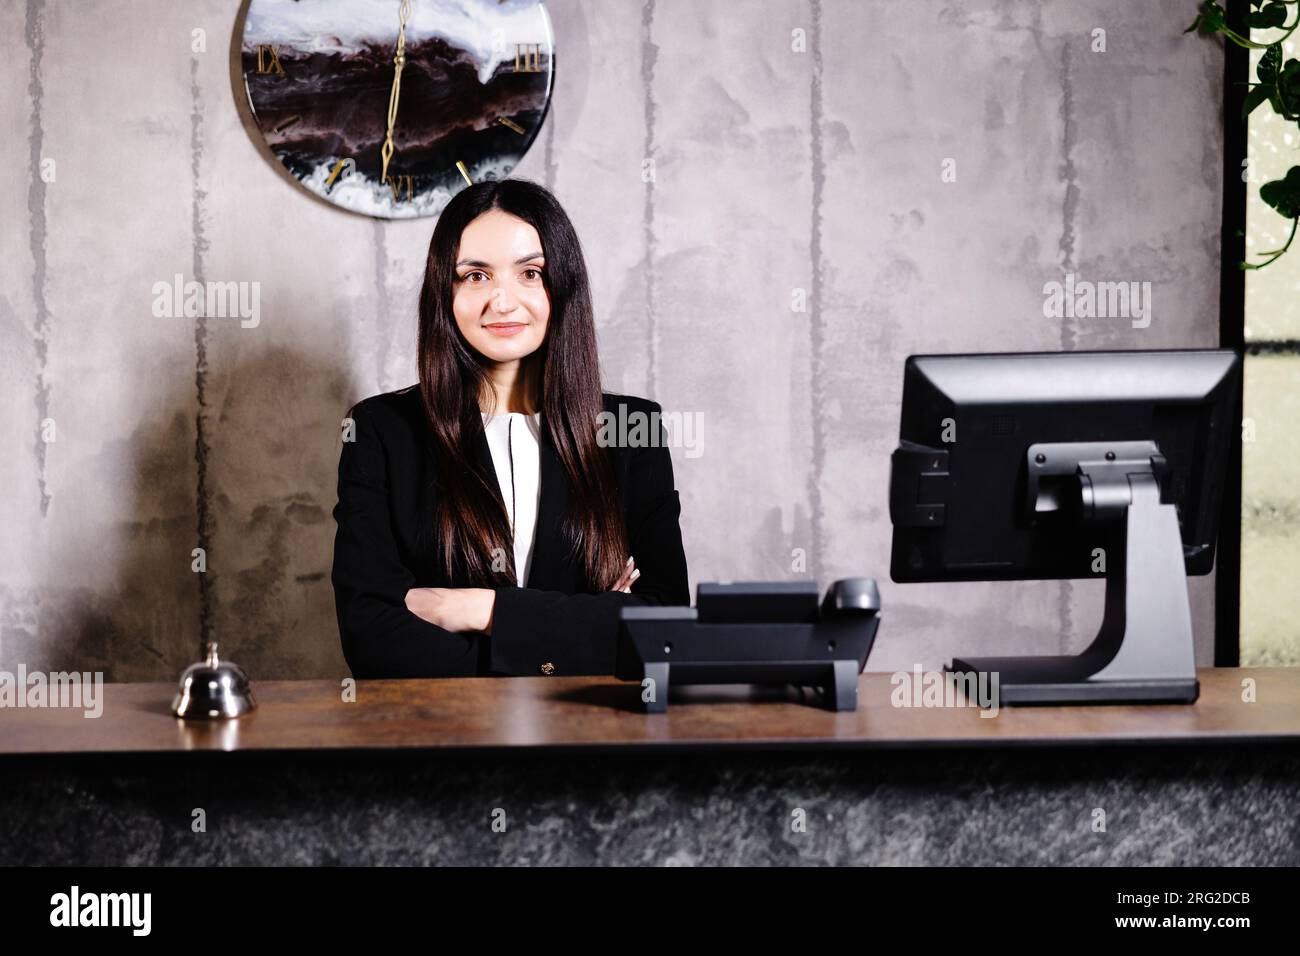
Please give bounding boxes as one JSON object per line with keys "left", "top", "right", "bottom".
{"left": 1, "top": 667, "right": 1297, "bottom": 756}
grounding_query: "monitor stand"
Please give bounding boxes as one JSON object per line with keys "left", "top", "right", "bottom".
{"left": 950, "top": 470, "right": 1199, "bottom": 706}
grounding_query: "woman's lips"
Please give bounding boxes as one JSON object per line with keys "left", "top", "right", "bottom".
{"left": 484, "top": 323, "right": 527, "bottom": 336}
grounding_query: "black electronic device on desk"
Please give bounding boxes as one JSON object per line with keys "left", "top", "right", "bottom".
{"left": 615, "top": 579, "right": 882, "bottom": 712}
{"left": 889, "top": 348, "right": 1240, "bottom": 706}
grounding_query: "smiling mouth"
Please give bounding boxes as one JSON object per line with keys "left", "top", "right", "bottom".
{"left": 484, "top": 322, "right": 528, "bottom": 336}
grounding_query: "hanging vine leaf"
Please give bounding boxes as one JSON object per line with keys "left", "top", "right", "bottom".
{"left": 1258, "top": 42, "right": 1281, "bottom": 83}
{"left": 1185, "top": 1, "right": 1277, "bottom": 47}
{"left": 1245, "top": 44, "right": 1285, "bottom": 118}
{"left": 1243, "top": 80, "right": 1272, "bottom": 119}
{"left": 1190, "top": 2, "right": 1300, "bottom": 266}
{"left": 1260, "top": 166, "right": 1300, "bottom": 219}
{"left": 1247, "top": 2, "right": 1288, "bottom": 29}
{"left": 1186, "top": 1, "right": 1228, "bottom": 35}
{"left": 1278, "top": 59, "right": 1300, "bottom": 119}
{"left": 1244, "top": 167, "right": 1300, "bottom": 270}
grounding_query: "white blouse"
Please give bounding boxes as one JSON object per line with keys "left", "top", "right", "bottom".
{"left": 480, "top": 410, "right": 543, "bottom": 586}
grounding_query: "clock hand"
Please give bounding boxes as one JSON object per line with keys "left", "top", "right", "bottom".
{"left": 380, "top": 0, "right": 414, "bottom": 187}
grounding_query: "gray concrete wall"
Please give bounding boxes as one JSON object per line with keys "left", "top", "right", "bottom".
{"left": 1, "top": 0, "right": 1225, "bottom": 682}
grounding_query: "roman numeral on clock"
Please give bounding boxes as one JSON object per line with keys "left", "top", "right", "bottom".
{"left": 255, "top": 44, "right": 286, "bottom": 75}
{"left": 384, "top": 175, "right": 414, "bottom": 202}
{"left": 513, "top": 43, "right": 542, "bottom": 72}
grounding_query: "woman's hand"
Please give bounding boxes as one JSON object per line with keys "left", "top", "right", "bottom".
{"left": 405, "top": 587, "right": 496, "bottom": 633}
{"left": 610, "top": 556, "right": 640, "bottom": 593}
{"left": 404, "top": 560, "right": 635, "bottom": 637}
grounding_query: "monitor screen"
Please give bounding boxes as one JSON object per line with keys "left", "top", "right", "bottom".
{"left": 889, "top": 349, "right": 1241, "bottom": 583}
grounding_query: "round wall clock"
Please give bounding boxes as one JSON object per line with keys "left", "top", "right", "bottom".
{"left": 239, "top": 0, "right": 555, "bottom": 219}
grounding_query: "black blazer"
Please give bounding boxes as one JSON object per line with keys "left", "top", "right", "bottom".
{"left": 330, "top": 385, "right": 690, "bottom": 679}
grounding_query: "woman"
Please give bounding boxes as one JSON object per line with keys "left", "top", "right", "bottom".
{"left": 331, "top": 178, "right": 690, "bottom": 679}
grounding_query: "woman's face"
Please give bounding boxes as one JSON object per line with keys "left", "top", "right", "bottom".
{"left": 452, "top": 209, "right": 550, "bottom": 365}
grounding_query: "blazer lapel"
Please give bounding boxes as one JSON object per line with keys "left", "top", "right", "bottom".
{"left": 525, "top": 423, "right": 574, "bottom": 590}
{"left": 467, "top": 418, "right": 493, "bottom": 477}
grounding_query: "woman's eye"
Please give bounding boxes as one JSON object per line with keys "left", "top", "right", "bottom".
{"left": 459, "top": 268, "right": 541, "bottom": 283}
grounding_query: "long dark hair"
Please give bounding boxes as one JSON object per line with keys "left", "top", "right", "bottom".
{"left": 417, "top": 178, "right": 627, "bottom": 590}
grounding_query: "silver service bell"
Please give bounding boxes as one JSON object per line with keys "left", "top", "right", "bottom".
{"left": 172, "top": 642, "right": 257, "bottom": 720}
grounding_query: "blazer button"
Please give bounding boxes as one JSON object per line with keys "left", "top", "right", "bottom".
{"left": 540, "top": 662, "right": 555, "bottom": 675}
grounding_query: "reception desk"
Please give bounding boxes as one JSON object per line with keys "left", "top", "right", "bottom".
{"left": 2, "top": 668, "right": 1298, "bottom": 756}
{"left": 1, "top": 668, "right": 1297, "bottom": 866}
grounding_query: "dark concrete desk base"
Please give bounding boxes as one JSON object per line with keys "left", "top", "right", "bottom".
{"left": 1, "top": 746, "right": 1297, "bottom": 865}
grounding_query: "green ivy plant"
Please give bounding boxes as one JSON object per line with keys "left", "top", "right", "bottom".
{"left": 1187, "top": 0, "right": 1300, "bottom": 268}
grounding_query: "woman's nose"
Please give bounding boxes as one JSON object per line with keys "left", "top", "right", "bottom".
{"left": 489, "top": 286, "right": 516, "bottom": 313}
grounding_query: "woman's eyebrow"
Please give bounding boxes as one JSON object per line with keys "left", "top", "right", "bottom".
{"left": 455, "top": 252, "right": 545, "bottom": 268}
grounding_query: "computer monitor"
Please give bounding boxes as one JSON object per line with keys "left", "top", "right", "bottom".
{"left": 888, "top": 348, "right": 1241, "bottom": 705}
